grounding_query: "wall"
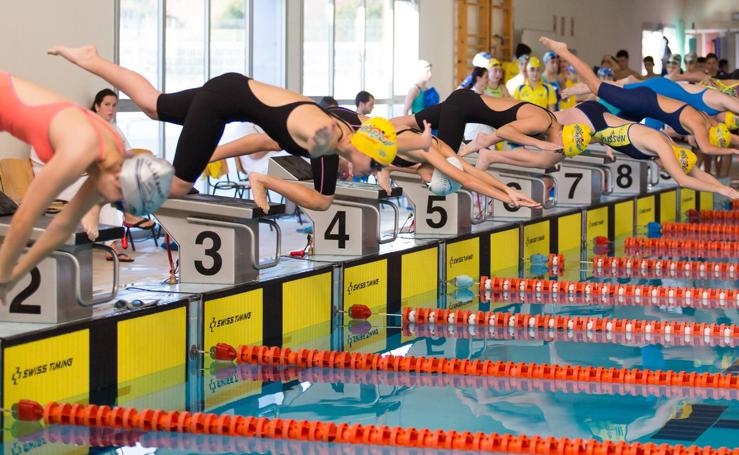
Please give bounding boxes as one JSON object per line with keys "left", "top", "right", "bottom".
{"left": 0, "top": 0, "right": 115, "bottom": 157}
{"left": 419, "top": 0, "right": 455, "bottom": 98}
{"left": 511, "top": 0, "right": 684, "bottom": 70}
{"left": 683, "top": 0, "right": 739, "bottom": 30}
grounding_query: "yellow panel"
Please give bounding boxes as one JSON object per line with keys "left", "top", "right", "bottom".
{"left": 446, "top": 237, "right": 480, "bottom": 281}
{"left": 557, "top": 213, "right": 581, "bottom": 255}
{"left": 660, "top": 190, "right": 677, "bottom": 223}
{"left": 283, "top": 272, "right": 332, "bottom": 348}
{"left": 586, "top": 207, "right": 609, "bottom": 240}
{"left": 3, "top": 330, "right": 89, "bottom": 408}
{"left": 490, "top": 228, "right": 519, "bottom": 275}
{"left": 614, "top": 200, "right": 635, "bottom": 237}
{"left": 343, "top": 260, "right": 388, "bottom": 353}
{"left": 205, "top": 289, "right": 263, "bottom": 353}
{"left": 637, "top": 196, "right": 656, "bottom": 228}
{"left": 344, "top": 260, "right": 387, "bottom": 311}
{"left": 700, "top": 191, "right": 714, "bottom": 211}
{"left": 118, "top": 308, "right": 186, "bottom": 400}
{"left": 523, "top": 221, "right": 550, "bottom": 259}
{"left": 680, "top": 189, "right": 696, "bottom": 219}
{"left": 401, "top": 247, "right": 438, "bottom": 300}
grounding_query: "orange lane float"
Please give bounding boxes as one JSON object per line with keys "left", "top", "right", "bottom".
{"left": 9, "top": 400, "right": 739, "bottom": 454}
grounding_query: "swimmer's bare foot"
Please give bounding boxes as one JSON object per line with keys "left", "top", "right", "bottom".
{"left": 47, "top": 45, "right": 100, "bottom": 69}
{"left": 248, "top": 173, "right": 270, "bottom": 214}
{"left": 538, "top": 37, "right": 568, "bottom": 55}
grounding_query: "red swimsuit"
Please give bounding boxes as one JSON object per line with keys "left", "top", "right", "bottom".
{"left": 0, "top": 71, "right": 123, "bottom": 163}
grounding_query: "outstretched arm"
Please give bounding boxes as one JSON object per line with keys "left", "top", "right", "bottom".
{"left": 209, "top": 133, "right": 282, "bottom": 162}
{"left": 10, "top": 178, "right": 101, "bottom": 284}
{"left": 248, "top": 173, "right": 334, "bottom": 212}
{"left": 690, "top": 121, "right": 739, "bottom": 156}
{"left": 655, "top": 145, "right": 738, "bottom": 198}
{"left": 0, "top": 149, "right": 94, "bottom": 289}
{"left": 495, "top": 119, "right": 562, "bottom": 151}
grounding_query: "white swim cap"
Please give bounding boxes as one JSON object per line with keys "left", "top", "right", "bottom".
{"left": 429, "top": 156, "right": 464, "bottom": 196}
{"left": 119, "top": 154, "right": 174, "bottom": 216}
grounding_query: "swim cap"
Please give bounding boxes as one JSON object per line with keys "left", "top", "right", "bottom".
{"left": 562, "top": 123, "right": 592, "bottom": 157}
{"left": 350, "top": 117, "right": 397, "bottom": 166}
{"left": 543, "top": 51, "right": 557, "bottom": 63}
{"left": 709, "top": 123, "right": 731, "bottom": 148}
{"left": 119, "top": 154, "right": 174, "bottom": 216}
{"left": 472, "top": 52, "right": 492, "bottom": 68}
{"left": 684, "top": 52, "right": 697, "bottom": 63}
{"left": 526, "top": 56, "right": 542, "bottom": 70}
{"left": 429, "top": 156, "right": 464, "bottom": 195}
{"left": 566, "top": 64, "right": 576, "bottom": 74}
{"left": 725, "top": 112, "right": 737, "bottom": 131}
{"left": 596, "top": 67, "right": 614, "bottom": 79}
{"left": 671, "top": 145, "right": 697, "bottom": 174}
{"left": 667, "top": 54, "right": 681, "bottom": 65}
{"left": 487, "top": 58, "right": 502, "bottom": 69}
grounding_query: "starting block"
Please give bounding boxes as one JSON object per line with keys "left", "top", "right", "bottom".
{"left": 155, "top": 194, "right": 283, "bottom": 284}
{"left": 390, "top": 171, "right": 475, "bottom": 235}
{"left": 0, "top": 217, "right": 122, "bottom": 323}
{"left": 268, "top": 156, "right": 400, "bottom": 255}
{"left": 486, "top": 165, "right": 557, "bottom": 219}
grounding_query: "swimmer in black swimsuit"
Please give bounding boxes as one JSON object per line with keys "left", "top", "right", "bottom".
{"left": 540, "top": 36, "right": 739, "bottom": 158}
{"left": 49, "top": 45, "right": 414, "bottom": 213}
{"left": 391, "top": 89, "right": 591, "bottom": 159}
{"left": 489, "top": 100, "right": 738, "bottom": 199}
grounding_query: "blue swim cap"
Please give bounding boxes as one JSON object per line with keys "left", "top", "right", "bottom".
{"left": 597, "top": 67, "right": 614, "bottom": 79}
{"left": 543, "top": 51, "right": 558, "bottom": 63}
{"left": 566, "top": 64, "right": 576, "bottom": 74}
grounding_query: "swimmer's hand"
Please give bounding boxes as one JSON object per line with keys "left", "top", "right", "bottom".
{"left": 723, "top": 187, "right": 739, "bottom": 200}
{"left": 308, "top": 123, "right": 337, "bottom": 156}
{"left": 81, "top": 210, "right": 100, "bottom": 241}
{"left": 248, "top": 173, "right": 270, "bottom": 214}
{"left": 47, "top": 45, "right": 99, "bottom": 68}
{"left": 538, "top": 36, "right": 568, "bottom": 55}
{"left": 537, "top": 141, "right": 563, "bottom": 152}
{"left": 376, "top": 169, "right": 392, "bottom": 194}
{"left": 0, "top": 280, "right": 13, "bottom": 306}
{"left": 459, "top": 138, "right": 480, "bottom": 157}
{"left": 419, "top": 120, "right": 433, "bottom": 151}
{"left": 505, "top": 187, "right": 541, "bottom": 209}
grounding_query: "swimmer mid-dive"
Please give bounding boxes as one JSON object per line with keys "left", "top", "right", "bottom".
{"left": 391, "top": 88, "right": 592, "bottom": 162}
{"left": 480, "top": 98, "right": 738, "bottom": 200}
{"left": 49, "top": 45, "right": 423, "bottom": 214}
{"left": 540, "top": 37, "right": 739, "bottom": 157}
{"left": 0, "top": 71, "right": 173, "bottom": 301}
{"left": 211, "top": 106, "right": 539, "bottom": 208}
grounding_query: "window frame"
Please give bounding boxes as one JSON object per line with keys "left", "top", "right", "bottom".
{"left": 114, "top": 0, "right": 286, "bottom": 157}
{"left": 300, "top": 0, "right": 418, "bottom": 116}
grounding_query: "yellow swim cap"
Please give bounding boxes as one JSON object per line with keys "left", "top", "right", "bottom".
{"left": 488, "top": 58, "right": 502, "bottom": 69}
{"left": 350, "top": 117, "right": 397, "bottom": 166}
{"left": 709, "top": 123, "right": 731, "bottom": 148}
{"left": 527, "top": 56, "right": 542, "bottom": 70}
{"left": 672, "top": 145, "right": 697, "bottom": 174}
{"left": 725, "top": 112, "right": 737, "bottom": 131}
{"left": 562, "top": 123, "right": 592, "bottom": 157}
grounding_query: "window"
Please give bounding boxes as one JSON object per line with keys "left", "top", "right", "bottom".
{"left": 302, "top": 0, "right": 419, "bottom": 116}
{"left": 117, "top": 0, "right": 286, "bottom": 182}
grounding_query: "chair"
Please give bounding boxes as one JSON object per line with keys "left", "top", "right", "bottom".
{"left": 207, "top": 159, "right": 249, "bottom": 197}
{"left": 0, "top": 158, "right": 67, "bottom": 213}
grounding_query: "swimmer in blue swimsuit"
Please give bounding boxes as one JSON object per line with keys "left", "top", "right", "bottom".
{"left": 540, "top": 37, "right": 739, "bottom": 158}
{"left": 481, "top": 100, "right": 738, "bottom": 200}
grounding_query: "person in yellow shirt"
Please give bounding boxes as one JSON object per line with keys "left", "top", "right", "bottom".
{"left": 513, "top": 56, "right": 557, "bottom": 110}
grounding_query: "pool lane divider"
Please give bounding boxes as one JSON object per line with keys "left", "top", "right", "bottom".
{"left": 479, "top": 277, "right": 738, "bottom": 309}
{"left": 9, "top": 400, "right": 739, "bottom": 454}
{"left": 590, "top": 255, "right": 737, "bottom": 280}
{"left": 340, "top": 305, "right": 738, "bottom": 341}
{"left": 660, "top": 222, "right": 739, "bottom": 240}
{"left": 219, "top": 345, "right": 738, "bottom": 389}
{"left": 225, "top": 364, "right": 739, "bottom": 401}
{"left": 624, "top": 237, "right": 739, "bottom": 258}
{"left": 399, "top": 316, "right": 736, "bottom": 347}
{"left": 693, "top": 209, "right": 739, "bottom": 224}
